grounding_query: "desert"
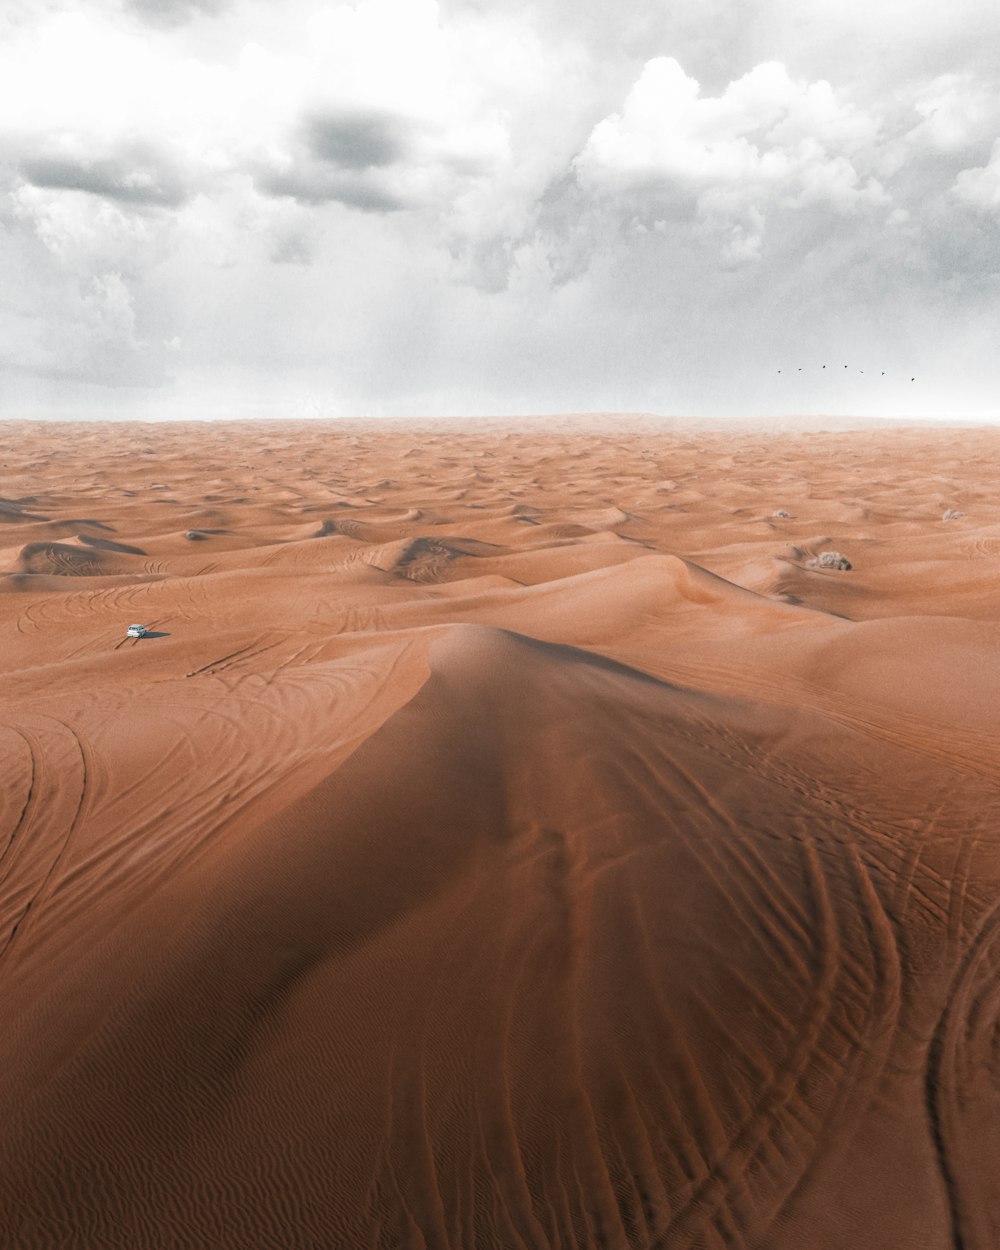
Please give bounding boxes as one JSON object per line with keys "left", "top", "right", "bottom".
{"left": 1, "top": 416, "right": 999, "bottom": 1249}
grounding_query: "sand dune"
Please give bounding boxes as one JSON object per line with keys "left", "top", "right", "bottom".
{"left": 1, "top": 417, "right": 999, "bottom": 1248}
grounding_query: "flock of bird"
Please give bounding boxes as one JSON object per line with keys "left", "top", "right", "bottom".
{"left": 777, "top": 365, "right": 916, "bottom": 381}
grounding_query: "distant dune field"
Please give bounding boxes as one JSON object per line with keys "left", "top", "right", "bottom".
{"left": 1, "top": 417, "right": 999, "bottom": 1249}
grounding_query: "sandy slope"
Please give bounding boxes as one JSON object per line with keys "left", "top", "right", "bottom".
{"left": 1, "top": 417, "right": 999, "bottom": 1249}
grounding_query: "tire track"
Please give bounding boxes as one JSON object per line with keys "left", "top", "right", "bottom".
{"left": 0, "top": 716, "right": 89, "bottom": 973}
{"left": 0, "top": 727, "right": 35, "bottom": 877}
{"left": 926, "top": 898, "right": 1000, "bottom": 1250}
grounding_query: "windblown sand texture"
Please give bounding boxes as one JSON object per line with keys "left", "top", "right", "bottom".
{"left": 2, "top": 417, "right": 1000, "bottom": 1249}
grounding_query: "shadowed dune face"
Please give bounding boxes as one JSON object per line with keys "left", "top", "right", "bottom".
{"left": 2, "top": 418, "right": 1000, "bottom": 1249}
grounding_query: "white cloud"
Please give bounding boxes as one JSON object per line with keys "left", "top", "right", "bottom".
{"left": 907, "top": 74, "right": 1000, "bottom": 154}
{"left": 953, "top": 140, "right": 1000, "bottom": 208}
{"left": 573, "top": 57, "right": 889, "bottom": 258}
{"left": 82, "top": 272, "right": 143, "bottom": 352}
{"left": 8, "top": 184, "right": 168, "bottom": 267}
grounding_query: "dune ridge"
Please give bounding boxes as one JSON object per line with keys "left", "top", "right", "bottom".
{"left": 1, "top": 418, "right": 999, "bottom": 1248}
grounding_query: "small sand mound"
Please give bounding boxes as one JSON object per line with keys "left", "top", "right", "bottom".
{"left": 809, "top": 550, "right": 853, "bottom": 571}
{"left": 566, "top": 506, "right": 632, "bottom": 531}
{"left": 322, "top": 517, "right": 371, "bottom": 541}
{"left": 364, "top": 535, "right": 498, "bottom": 582}
{"left": 16, "top": 541, "right": 105, "bottom": 576}
{"left": 0, "top": 499, "right": 50, "bottom": 523}
{"left": 76, "top": 534, "right": 147, "bottom": 556}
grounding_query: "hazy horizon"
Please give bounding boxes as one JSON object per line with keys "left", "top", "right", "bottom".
{"left": 3, "top": 0, "right": 1000, "bottom": 422}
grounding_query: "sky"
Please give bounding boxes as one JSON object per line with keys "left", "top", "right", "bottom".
{"left": 1, "top": 0, "right": 999, "bottom": 421}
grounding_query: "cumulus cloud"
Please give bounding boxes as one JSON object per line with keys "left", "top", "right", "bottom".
{"left": 7, "top": 181, "right": 175, "bottom": 269}
{"left": 953, "top": 141, "right": 1000, "bottom": 209}
{"left": 907, "top": 74, "right": 1000, "bottom": 155}
{"left": 572, "top": 57, "right": 888, "bottom": 261}
{"left": 1, "top": 180, "right": 176, "bottom": 387}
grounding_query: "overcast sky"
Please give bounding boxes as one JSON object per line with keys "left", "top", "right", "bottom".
{"left": 2, "top": 0, "right": 999, "bottom": 420}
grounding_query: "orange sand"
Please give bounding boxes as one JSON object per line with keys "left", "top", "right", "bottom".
{"left": 1, "top": 417, "right": 999, "bottom": 1248}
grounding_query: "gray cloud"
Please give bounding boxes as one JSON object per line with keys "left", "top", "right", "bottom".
{"left": 269, "top": 229, "right": 318, "bottom": 266}
{"left": 253, "top": 110, "right": 415, "bottom": 211}
{"left": 20, "top": 151, "right": 188, "bottom": 208}
{"left": 257, "top": 167, "right": 405, "bottom": 213}
{"left": 124, "top": 0, "right": 228, "bottom": 28}
{"left": 305, "top": 111, "right": 410, "bottom": 170}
